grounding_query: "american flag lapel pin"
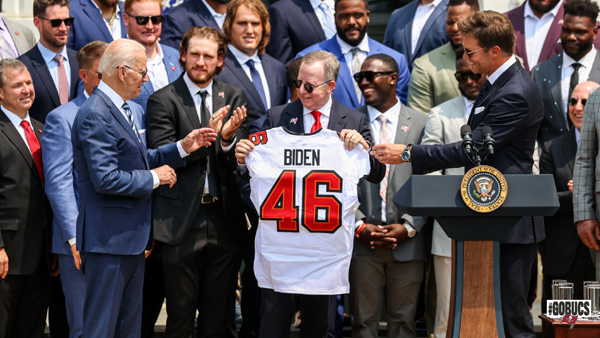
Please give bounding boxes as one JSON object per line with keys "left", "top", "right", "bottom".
{"left": 15, "top": 31, "right": 19, "bottom": 36}
{"left": 401, "top": 125, "right": 409, "bottom": 132}
{"left": 171, "top": 66, "right": 176, "bottom": 71}
{"left": 219, "top": 92, "right": 224, "bottom": 98}
{"left": 290, "top": 117, "right": 298, "bottom": 124}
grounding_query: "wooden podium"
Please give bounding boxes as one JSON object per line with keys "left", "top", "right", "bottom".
{"left": 394, "top": 175, "right": 559, "bottom": 337}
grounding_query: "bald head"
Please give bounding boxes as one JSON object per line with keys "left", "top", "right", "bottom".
{"left": 98, "top": 39, "right": 148, "bottom": 101}
{"left": 569, "top": 81, "right": 599, "bottom": 131}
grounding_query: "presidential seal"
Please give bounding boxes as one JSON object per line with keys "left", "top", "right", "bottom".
{"left": 460, "top": 165, "right": 508, "bottom": 213}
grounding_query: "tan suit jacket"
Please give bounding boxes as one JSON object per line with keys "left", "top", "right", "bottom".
{"left": 3, "top": 18, "right": 36, "bottom": 56}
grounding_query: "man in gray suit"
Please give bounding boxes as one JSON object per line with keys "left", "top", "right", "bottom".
{"left": 533, "top": 0, "right": 600, "bottom": 145}
{"left": 350, "top": 53, "right": 429, "bottom": 338}
{"left": 420, "top": 49, "right": 487, "bottom": 338}
{"left": 1, "top": 16, "right": 36, "bottom": 57}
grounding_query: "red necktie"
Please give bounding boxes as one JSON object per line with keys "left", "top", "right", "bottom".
{"left": 311, "top": 111, "right": 322, "bottom": 132}
{"left": 20, "top": 120, "right": 44, "bottom": 184}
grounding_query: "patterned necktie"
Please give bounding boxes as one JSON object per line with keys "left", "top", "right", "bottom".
{"left": 199, "top": 91, "right": 210, "bottom": 127}
{"left": 20, "top": 120, "right": 44, "bottom": 184}
{"left": 319, "top": 2, "right": 335, "bottom": 39}
{"left": 246, "top": 59, "right": 268, "bottom": 111}
{"left": 351, "top": 48, "right": 363, "bottom": 104}
{"left": 198, "top": 90, "right": 220, "bottom": 198}
{"left": 311, "top": 111, "right": 322, "bottom": 132}
{"left": 568, "top": 63, "right": 582, "bottom": 129}
{"left": 473, "top": 80, "right": 491, "bottom": 111}
{"left": 122, "top": 102, "right": 141, "bottom": 143}
{"left": 0, "top": 33, "right": 15, "bottom": 60}
{"left": 53, "top": 55, "right": 69, "bottom": 105}
{"left": 377, "top": 115, "right": 391, "bottom": 201}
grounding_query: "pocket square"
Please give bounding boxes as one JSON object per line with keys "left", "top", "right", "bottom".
{"left": 474, "top": 107, "right": 485, "bottom": 115}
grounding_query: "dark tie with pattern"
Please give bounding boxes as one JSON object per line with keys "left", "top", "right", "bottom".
{"left": 246, "top": 59, "right": 268, "bottom": 111}
{"left": 122, "top": 102, "right": 141, "bottom": 143}
{"left": 198, "top": 90, "right": 220, "bottom": 198}
{"left": 568, "top": 63, "right": 582, "bottom": 129}
{"left": 474, "top": 80, "right": 491, "bottom": 109}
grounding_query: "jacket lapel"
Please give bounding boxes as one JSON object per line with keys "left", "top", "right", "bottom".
{"left": 403, "top": 1, "right": 418, "bottom": 58}
{"left": 330, "top": 39, "right": 359, "bottom": 107}
{"left": 172, "top": 75, "right": 202, "bottom": 129}
{"left": 196, "top": 0, "right": 221, "bottom": 31}
{"left": 561, "top": 129, "right": 577, "bottom": 173}
{"left": 549, "top": 54, "right": 568, "bottom": 130}
{"left": 81, "top": 0, "right": 114, "bottom": 42}
{"left": 451, "top": 97, "right": 468, "bottom": 132}
{"left": 162, "top": 45, "right": 181, "bottom": 83}
{"left": 413, "top": 0, "right": 447, "bottom": 59}
{"left": 298, "top": 0, "right": 327, "bottom": 41}
{"left": 68, "top": 49, "right": 80, "bottom": 100}
{"left": 225, "top": 51, "right": 266, "bottom": 111}
{"left": 328, "top": 99, "right": 347, "bottom": 131}
{"left": 30, "top": 46, "right": 61, "bottom": 107}
{"left": 588, "top": 51, "right": 600, "bottom": 83}
{"left": 0, "top": 111, "right": 41, "bottom": 181}
{"left": 538, "top": 3, "right": 564, "bottom": 64}
{"left": 387, "top": 104, "right": 412, "bottom": 184}
{"left": 260, "top": 55, "right": 278, "bottom": 108}
{"left": 510, "top": 4, "right": 528, "bottom": 71}
{"left": 283, "top": 101, "right": 305, "bottom": 133}
{"left": 212, "top": 80, "right": 227, "bottom": 117}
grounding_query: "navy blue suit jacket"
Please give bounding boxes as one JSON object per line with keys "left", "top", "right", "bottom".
{"left": 215, "top": 50, "right": 287, "bottom": 125}
{"left": 19, "top": 45, "right": 81, "bottom": 123}
{"left": 384, "top": 0, "right": 449, "bottom": 69}
{"left": 411, "top": 60, "right": 545, "bottom": 244}
{"left": 161, "top": 0, "right": 220, "bottom": 50}
{"left": 296, "top": 36, "right": 411, "bottom": 108}
{"left": 67, "top": 0, "right": 127, "bottom": 51}
{"left": 266, "top": 0, "right": 326, "bottom": 65}
{"left": 72, "top": 88, "right": 182, "bottom": 255}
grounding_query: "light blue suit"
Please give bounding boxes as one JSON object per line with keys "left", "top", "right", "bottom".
{"left": 42, "top": 94, "right": 145, "bottom": 338}
{"left": 131, "top": 44, "right": 182, "bottom": 111}
{"left": 296, "top": 35, "right": 411, "bottom": 109}
{"left": 72, "top": 87, "right": 179, "bottom": 338}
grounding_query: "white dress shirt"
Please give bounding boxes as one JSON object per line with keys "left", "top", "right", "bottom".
{"left": 37, "top": 42, "right": 71, "bottom": 94}
{"left": 463, "top": 96, "right": 475, "bottom": 120}
{"left": 524, "top": 0, "right": 562, "bottom": 69}
{"left": 303, "top": 95, "right": 332, "bottom": 133}
{"left": 561, "top": 48, "right": 597, "bottom": 114}
{"left": 488, "top": 55, "right": 517, "bottom": 84}
{"left": 411, "top": 0, "right": 442, "bottom": 55}
{"left": 228, "top": 44, "right": 272, "bottom": 109}
{"left": 309, "top": 0, "right": 336, "bottom": 38}
{"left": 91, "top": 0, "right": 122, "bottom": 41}
{"left": 1, "top": 106, "right": 33, "bottom": 152}
{"left": 202, "top": 0, "right": 226, "bottom": 29}
{"left": 336, "top": 33, "right": 370, "bottom": 77}
{"left": 147, "top": 43, "right": 169, "bottom": 91}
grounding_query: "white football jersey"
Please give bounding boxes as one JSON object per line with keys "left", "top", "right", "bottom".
{"left": 246, "top": 127, "right": 370, "bottom": 294}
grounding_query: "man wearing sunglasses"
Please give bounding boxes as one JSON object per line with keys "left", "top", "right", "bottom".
{"left": 19, "top": 0, "right": 81, "bottom": 124}
{"left": 533, "top": 0, "right": 600, "bottom": 145}
{"left": 68, "top": 0, "right": 128, "bottom": 51}
{"left": 124, "top": 0, "right": 182, "bottom": 112}
{"left": 296, "top": 0, "right": 410, "bottom": 110}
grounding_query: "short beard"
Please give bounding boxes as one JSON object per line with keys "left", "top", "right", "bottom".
{"left": 96, "top": 0, "right": 120, "bottom": 7}
{"left": 529, "top": 0, "right": 560, "bottom": 14}
{"left": 336, "top": 25, "right": 367, "bottom": 47}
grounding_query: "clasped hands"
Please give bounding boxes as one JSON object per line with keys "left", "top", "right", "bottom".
{"left": 356, "top": 223, "right": 409, "bottom": 250}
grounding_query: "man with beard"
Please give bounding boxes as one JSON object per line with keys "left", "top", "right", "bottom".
{"left": 68, "top": 0, "right": 128, "bottom": 51}
{"left": 145, "top": 26, "right": 249, "bottom": 338}
{"left": 297, "top": 0, "right": 410, "bottom": 110}
{"left": 350, "top": 53, "right": 428, "bottom": 338}
{"left": 533, "top": 0, "right": 600, "bottom": 144}
{"left": 20, "top": 0, "right": 80, "bottom": 123}
{"left": 408, "top": 0, "right": 479, "bottom": 114}
{"left": 124, "top": 0, "right": 182, "bottom": 112}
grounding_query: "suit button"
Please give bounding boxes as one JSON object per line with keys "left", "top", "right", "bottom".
{"left": 550, "top": 115, "right": 553, "bottom": 118}
{"left": 560, "top": 129, "right": 563, "bottom": 131}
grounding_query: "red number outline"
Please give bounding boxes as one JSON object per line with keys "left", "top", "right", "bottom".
{"left": 260, "top": 170, "right": 299, "bottom": 232}
{"left": 302, "top": 170, "right": 343, "bottom": 233}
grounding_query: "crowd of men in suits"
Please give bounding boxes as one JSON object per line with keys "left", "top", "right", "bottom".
{"left": 1, "top": 0, "right": 600, "bottom": 337}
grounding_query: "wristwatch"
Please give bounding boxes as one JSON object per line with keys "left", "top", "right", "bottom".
{"left": 401, "top": 144, "right": 413, "bottom": 163}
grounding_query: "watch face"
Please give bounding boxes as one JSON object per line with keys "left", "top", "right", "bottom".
{"left": 401, "top": 150, "right": 410, "bottom": 161}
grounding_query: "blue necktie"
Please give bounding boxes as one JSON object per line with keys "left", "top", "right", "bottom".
{"left": 246, "top": 59, "right": 268, "bottom": 111}
{"left": 319, "top": 2, "right": 335, "bottom": 39}
{"left": 122, "top": 102, "right": 141, "bottom": 143}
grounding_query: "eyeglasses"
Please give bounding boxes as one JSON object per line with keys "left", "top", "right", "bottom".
{"left": 454, "top": 71, "right": 483, "bottom": 82}
{"left": 569, "top": 97, "right": 588, "bottom": 107}
{"left": 353, "top": 71, "right": 395, "bottom": 83}
{"left": 119, "top": 65, "right": 148, "bottom": 78}
{"left": 462, "top": 45, "right": 486, "bottom": 59}
{"left": 39, "top": 17, "right": 75, "bottom": 27}
{"left": 292, "top": 79, "right": 331, "bottom": 93}
{"left": 125, "top": 13, "right": 163, "bottom": 25}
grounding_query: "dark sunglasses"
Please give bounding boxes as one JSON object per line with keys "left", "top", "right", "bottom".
{"left": 454, "top": 71, "right": 483, "bottom": 82}
{"left": 125, "top": 13, "right": 163, "bottom": 25}
{"left": 119, "top": 65, "right": 148, "bottom": 78}
{"left": 292, "top": 79, "right": 331, "bottom": 93}
{"left": 353, "top": 71, "right": 395, "bottom": 83}
{"left": 39, "top": 17, "right": 75, "bottom": 27}
{"left": 569, "top": 97, "right": 587, "bottom": 107}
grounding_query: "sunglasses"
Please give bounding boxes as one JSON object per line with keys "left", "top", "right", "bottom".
{"left": 353, "top": 71, "right": 395, "bottom": 83}
{"left": 462, "top": 45, "right": 486, "bottom": 59}
{"left": 569, "top": 97, "right": 587, "bottom": 107}
{"left": 454, "top": 71, "right": 483, "bottom": 82}
{"left": 125, "top": 13, "right": 163, "bottom": 25}
{"left": 292, "top": 79, "right": 331, "bottom": 93}
{"left": 120, "top": 65, "right": 148, "bottom": 78}
{"left": 39, "top": 17, "right": 75, "bottom": 27}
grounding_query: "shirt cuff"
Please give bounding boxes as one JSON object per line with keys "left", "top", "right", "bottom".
{"left": 151, "top": 170, "right": 159, "bottom": 189}
{"left": 176, "top": 141, "right": 190, "bottom": 158}
{"left": 68, "top": 237, "right": 76, "bottom": 246}
{"left": 354, "top": 219, "right": 364, "bottom": 230}
{"left": 221, "top": 135, "right": 237, "bottom": 151}
{"left": 404, "top": 223, "right": 416, "bottom": 234}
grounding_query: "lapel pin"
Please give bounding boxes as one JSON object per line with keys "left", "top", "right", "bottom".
{"left": 290, "top": 117, "right": 298, "bottom": 124}
{"left": 219, "top": 92, "right": 224, "bottom": 97}
{"left": 401, "top": 125, "right": 409, "bottom": 132}
{"left": 558, "top": 20, "right": 563, "bottom": 25}
{"left": 15, "top": 31, "right": 19, "bottom": 36}
{"left": 38, "top": 129, "right": 43, "bottom": 134}
{"left": 171, "top": 66, "right": 176, "bottom": 71}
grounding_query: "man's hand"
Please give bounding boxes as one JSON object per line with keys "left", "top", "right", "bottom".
{"left": 154, "top": 165, "right": 177, "bottom": 188}
{"left": 71, "top": 244, "right": 81, "bottom": 270}
{"left": 208, "top": 105, "right": 229, "bottom": 134}
{"left": 369, "top": 224, "right": 408, "bottom": 249}
{"left": 181, "top": 128, "right": 218, "bottom": 153}
{"left": 51, "top": 254, "right": 60, "bottom": 276}
{"left": 235, "top": 139, "right": 255, "bottom": 165}
{"left": 577, "top": 219, "right": 600, "bottom": 250}
{"left": 221, "top": 106, "right": 247, "bottom": 143}
{"left": 0, "top": 248, "right": 8, "bottom": 279}
{"left": 356, "top": 223, "right": 386, "bottom": 245}
{"left": 568, "top": 179, "right": 574, "bottom": 192}
{"left": 339, "top": 129, "right": 369, "bottom": 151}
{"left": 371, "top": 143, "right": 407, "bottom": 165}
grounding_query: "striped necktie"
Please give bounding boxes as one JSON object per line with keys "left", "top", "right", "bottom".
{"left": 319, "top": 2, "right": 335, "bottom": 39}
{"left": 377, "top": 115, "right": 391, "bottom": 201}
{"left": 122, "top": 102, "right": 141, "bottom": 144}
{"left": 351, "top": 48, "right": 363, "bottom": 104}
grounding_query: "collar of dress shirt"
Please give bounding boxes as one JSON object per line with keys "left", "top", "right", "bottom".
{"left": 97, "top": 80, "right": 125, "bottom": 109}
{"left": 91, "top": 0, "right": 121, "bottom": 17}
{"left": 37, "top": 41, "right": 69, "bottom": 65}
{"left": 418, "top": 0, "right": 442, "bottom": 9}
{"left": 302, "top": 95, "right": 333, "bottom": 118}
{"left": 563, "top": 47, "right": 597, "bottom": 73}
{"left": 0, "top": 15, "right": 9, "bottom": 33}
{"left": 84, "top": 90, "right": 90, "bottom": 99}
{"left": 336, "top": 33, "right": 370, "bottom": 55}
{"left": 1, "top": 105, "right": 31, "bottom": 129}
{"left": 524, "top": 0, "right": 562, "bottom": 20}
{"left": 148, "top": 43, "right": 164, "bottom": 64}
{"left": 202, "top": 0, "right": 226, "bottom": 19}
{"left": 228, "top": 43, "right": 260, "bottom": 65}
{"left": 367, "top": 97, "right": 400, "bottom": 125}
{"left": 183, "top": 72, "right": 213, "bottom": 98}
{"left": 575, "top": 127, "right": 581, "bottom": 145}
{"left": 309, "top": 0, "right": 335, "bottom": 10}
{"left": 487, "top": 55, "right": 517, "bottom": 85}
{"left": 463, "top": 96, "right": 475, "bottom": 118}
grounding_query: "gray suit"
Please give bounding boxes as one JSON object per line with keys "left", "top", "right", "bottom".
{"left": 350, "top": 103, "right": 429, "bottom": 338}
{"left": 3, "top": 18, "right": 36, "bottom": 56}
{"left": 532, "top": 51, "right": 600, "bottom": 144}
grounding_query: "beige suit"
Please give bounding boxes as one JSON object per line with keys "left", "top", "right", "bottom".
{"left": 3, "top": 18, "right": 36, "bottom": 57}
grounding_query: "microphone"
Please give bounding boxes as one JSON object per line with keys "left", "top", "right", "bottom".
{"left": 482, "top": 126, "right": 495, "bottom": 156}
{"left": 461, "top": 125, "right": 473, "bottom": 154}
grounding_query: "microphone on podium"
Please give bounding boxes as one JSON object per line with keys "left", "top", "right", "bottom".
{"left": 461, "top": 125, "right": 473, "bottom": 155}
{"left": 482, "top": 126, "right": 495, "bottom": 156}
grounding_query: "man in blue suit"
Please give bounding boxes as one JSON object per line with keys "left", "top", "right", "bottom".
{"left": 124, "top": 0, "right": 182, "bottom": 111}
{"left": 161, "top": 0, "right": 227, "bottom": 50}
{"left": 68, "top": 0, "right": 128, "bottom": 51}
{"left": 71, "top": 39, "right": 217, "bottom": 338}
{"left": 384, "top": 0, "right": 449, "bottom": 69}
{"left": 297, "top": 0, "right": 411, "bottom": 110}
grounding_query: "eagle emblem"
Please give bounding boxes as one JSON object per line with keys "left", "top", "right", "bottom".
{"left": 473, "top": 177, "right": 496, "bottom": 202}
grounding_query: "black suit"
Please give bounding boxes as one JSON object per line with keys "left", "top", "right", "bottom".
{"left": 18, "top": 45, "right": 80, "bottom": 123}
{"left": 0, "top": 111, "right": 51, "bottom": 338}
{"left": 540, "top": 129, "right": 595, "bottom": 312}
{"left": 146, "top": 75, "right": 248, "bottom": 337}
{"left": 410, "top": 60, "right": 544, "bottom": 338}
